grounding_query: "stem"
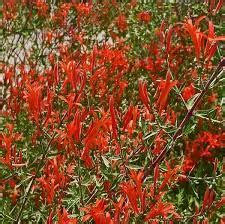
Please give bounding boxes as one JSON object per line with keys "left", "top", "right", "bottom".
{"left": 143, "top": 58, "right": 225, "bottom": 181}
{"left": 77, "top": 159, "right": 84, "bottom": 206}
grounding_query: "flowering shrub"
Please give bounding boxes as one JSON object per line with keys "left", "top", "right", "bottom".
{"left": 1, "top": 0, "right": 225, "bottom": 223}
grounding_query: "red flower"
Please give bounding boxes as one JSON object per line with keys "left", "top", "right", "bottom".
{"left": 75, "top": 3, "right": 92, "bottom": 16}
{"left": 182, "top": 83, "right": 196, "bottom": 101}
{"left": 58, "top": 208, "right": 77, "bottom": 224}
{"left": 116, "top": 14, "right": 128, "bottom": 32}
{"left": 67, "top": 111, "right": 82, "bottom": 142}
{"left": 208, "top": 93, "right": 217, "bottom": 103}
{"left": 82, "top": 199, "right": 114, "bottom": 224}
{"left": 137, "top": 11, "right": 151, "bottom": 23}
{"left": 215, "top": 196, "right": 225, "bottom": 209}
{"left": 0, "top": 124, "right": 22, "bottom": 169}
{"left": 24, "top": 83, "right": 42, "bottom": 124}
{"left": 158, "top": 161, "right": 180, "bottom": 192}
{"left": 156, "top": 71, "right": 177, "bottom": 115}
{"left": 182, "top": 132, "right": 222, "bottom": 173}
{"left": 201, "top": 187, "right": 216, "bottom": 213}
{"left": 37, "top": 177, "right": 57, "bottom": 204}
{"left": 120, "top": 171, "right": 146, "bottom": 214}
{"left": 122, "top": 105, "right": 139, "bottom": 136}
{"left": 36, "top": 0, "right": 49, "bottom": 17}
{"left": 81, "top": 147, "right": 93, "bottom": 168}
{"left": 130, "top": 171, "right": 146, "bottom": 212}
{"left": 145, "top": 200, "right": 180, "bottom": 221}
{"left": 120, "top": 182, "right": 139, "bottom": 214}
{"left": 183, "top": 17, "right": 205, "bottom": 60}
{"left": 139, "top": 80, "right": 151, "bottom": 112}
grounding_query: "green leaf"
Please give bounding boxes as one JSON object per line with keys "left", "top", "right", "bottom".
{"left": 101, "top": 155, "right": 110, "bottom": 168}
{"left": 143, "top": 131, "right": 158, "bottom": 140}
{"left": 93, "top": 175, "right": 101, "bottom": 187}
{"left": 186, "top": 93, "right": 200, "bottom": 110}
{"left": 125, "top": 164, "right": 143, "bottom": 170}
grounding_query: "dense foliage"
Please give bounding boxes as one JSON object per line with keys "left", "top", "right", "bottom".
{"left": 1, "top": 0, "right": 225, "bottom": 223}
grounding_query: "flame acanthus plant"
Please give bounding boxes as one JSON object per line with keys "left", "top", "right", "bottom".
{"left": 1, "top": 0, "right": 225, "bottom": 223}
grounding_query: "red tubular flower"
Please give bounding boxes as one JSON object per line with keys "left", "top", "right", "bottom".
{"left": 120, "top": 182, "right": 139, "bottom": 214}
{"left": 122, "top": 105, "right": 139, "bottom": 137}
{"left": 201, "top": 187, "right": 216, "bottom": 214}
{"left": 58, "top": 208, "right": 77, "bottom": 224}
{"left": 182, "top": 131, "right": 222, "bottom": 173}
{"left": 129, "top": 106, "right": 139, "bottom": 136}
{"left": 183, "top": 18, "right": 205, "bottom": 60}
{"left": 0, "top": 134, "right": 13, "bottom": 168}
{"left": 37, "top": 177, "right": 57, "bottom": 204}
{"left": 130, "top": 171, "right": 146, "bottom": 212}
{"left": 36, "top": 0, "right": 49, "bottom": 17}
{"left": 209, "top": 0, "right": 216, "bottom": 11}
{"left": 122, "top": 105, "right": 134, "bottom": 131}
{"left": 4, "top": 67, "right": 14, "bottom": 83}
{"left": 74, "top": 2, "right": 92, "bottom": 16}
{"left": 47, "top": 210, "right": 53, "bottom": 224}
{"left": 158, "top": 161, "right": 180, "bottom": 192}
{"left": 24, "top": 83, "right": 42, "bottom": 124}
{"left": 152, "top": 131, "right": 167, "bottom": 155}
{"left": 116, "top": 14, "right": 128, "bottom": 32}
{"left": 67, "top": 111, "right": 82, "bottom": 143}
{"left": 0, "top": 124, "right": 22, "bottom": 169}
{"left": 53, "top": 63, "right": 59, "bottom": 87}
{"left": 165, "top": 109, "right": 177, "bottom": 125}
{"left": 204, "top": 21, "right": 215, "bottom": 58}
{"left": 81, "top": 147, "right": 93, "bottom": 168}
{"left": 182, "top": 83, "right": 196, "bottom": 101}
{"left": 145, "top": 200, "right": 180, "bottom": 221}
{"left": 138, "top": 80, "right": 151, "bottom": 112}
{"left": 205, "top": 43, "right": 217, "bottom": 62}
{"left": 120, "top": 171, "right": 147, "bottom": 214}
{"left": 36, "top": 158, "right": 69, "bottom": 205}
{"left": 156, "top": 70, "right": 177, "bottom": 115}
{"left": 215, "top": 196, "right": 225, "bottom": 209}
{"left": 82, "top": 199, "right": 113, "bottom": 224}
{"left": 137, "top": 11, "right": 151, "bottom": 23}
